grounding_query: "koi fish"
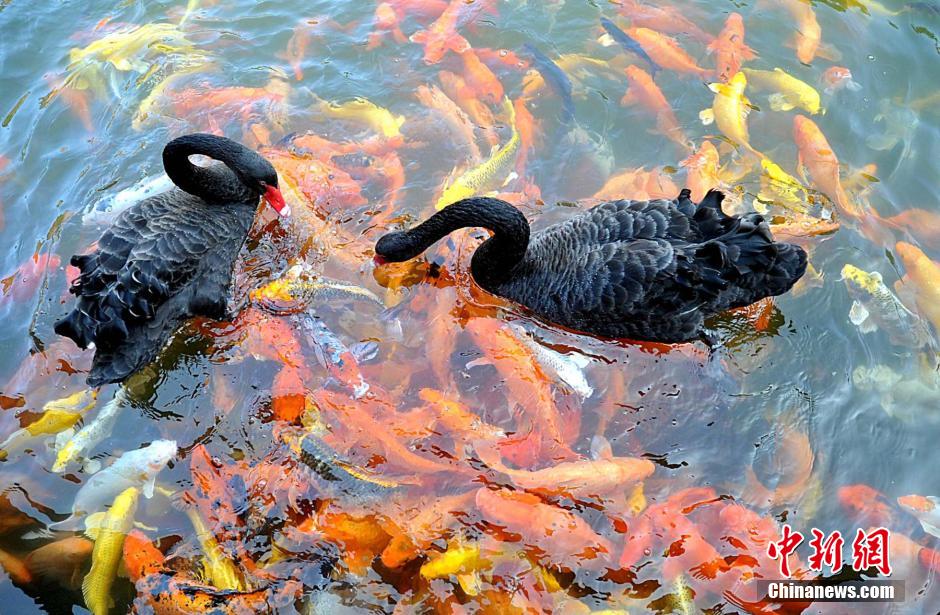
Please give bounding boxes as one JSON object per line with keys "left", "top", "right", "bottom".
{"left": 895, "top": 242, "right": 940, "bottom": 332}
{"left": 435, "top": 98, "right": 520, "bottom": 210}
{"left": 415, "top": 84, "right": 482, "bottom": 162}
{"left": 52, "top": 389, "right": 127, "bottom": 473}
{"left": 316, "top": 96, "right": 405, "bottom": 139}
{"left": 419, "top": 542, "right": 490, "bottom": 587}
{"left": 700, "top": 72, "right": 761, "bottom": 157}
{"left": 475, "top": 438, "right": 654, "bottom": 498}
{"left": 380, "top": 491, "right": 476, "bottom": 568}
{"left": 519, "top": 43, "right": 575, "bottom": 126}
{"left": 438, "top": 69, "right": 500, "bottom": 147}
{"left": 0, "top": 390, "right": 95, "bottom": 461}
{"left": 837, "top": 484, "right": 895, "bottom": 527}
{"left": 743, "top": 67, "right": 820, "bottom": 115}
{"left": 898, "top": 495, "right": 940, "bottom": 538}
{"left": 474, "top": 487, "right": 613, "bottom": 565}
{"left": 465, "top": 318, "right": 575, "bottom": 458}
{"left": 617, "top": 1, "right": 713, "bottom": 43}
{"left": 680, "top": 141, "right": 721, "bottom": 202}
{"left": 708, "top": 13, "right": 757, "bottom": 83}
{"left": 620, "top": 65, "right": 689, "bottom": 149}
{"left": 294, "top": 312, "right": 369, "bottom": 398}
{"left": 593, "top": 166, "right": 679, "bottom": 201}
{"left": 841, "top": 264, "right": 931, "bottom": 347}
{"left": 68, "top": 23, "right": 194, "bottom": 73}
{"left": 24, "top": 536, "right": 93, "bottom": 590}
{"left": 0, "top": 253, "right": 61, "bottom": 307}
{"left": 0, "top": 548, "right": 31, "bottom": 586}
{"left": 368, "top": 3, "right": 407, "bottom": 50}
{"left": 82, "top": 487, "right": 139, "bottom": 615}
{"left": 599, "top": 17, "right": 659, "bottom": 75}
{"left": 820, "top": 66, "right": 861, "bottom": 95}
{"left": 623, "top": 27, "right": 710, "bottom": 78}
{"left": 51, "top": 440, "right": 176, "bottom": 530}
{"left": 279, "top": 19, "right": 322, "bottom": 80}
{"left": 460, "top": 49, "right": 504, "bottom": 104}
{"left": 409, "top": 0, "right": 474, "bottom": 64}
{"left": 250, "top": 263, "right": 381, "bottom": 313}
{"left": 782, "top": 0, "right": 821, "bottom": 64}
{"left": 507, "top": 324, "right": 593, "bottom": 399}
{"left": 793, "top": 114, "right": 859, "bottom": 218}
{"left": 755, "top": 157, "right": 810, "bottom": 215}
{"left": 184, "top": 505, "right": 247, "bottom": 591}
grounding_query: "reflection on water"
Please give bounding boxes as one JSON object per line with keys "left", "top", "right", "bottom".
{"left": 1, "top": 0, "right": 940, "bottom": 612}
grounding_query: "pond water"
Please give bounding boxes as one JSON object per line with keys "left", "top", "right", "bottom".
{"left": 1, "top": 0, "right": 940, "bottom": 612}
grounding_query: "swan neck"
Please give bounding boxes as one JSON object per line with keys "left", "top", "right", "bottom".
{"left": 162, "top": 134, "right": 254, "bottom": 203}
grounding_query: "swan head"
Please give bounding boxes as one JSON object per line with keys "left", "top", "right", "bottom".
{"left": 234, "top": 153, "right": 289, "bottom": 218}
{"left": 374, "top": 231, "right": 417, "bottom": 264}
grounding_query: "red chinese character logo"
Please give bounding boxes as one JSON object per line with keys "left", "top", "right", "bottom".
{"left": 808, "top": 528, "right": 844, "bottom": 573}
{"left": 851, "top": 527, "right": 892, "bottom": 576}
{"left": 767, "top": 524, "right": 804, "bottom": 577}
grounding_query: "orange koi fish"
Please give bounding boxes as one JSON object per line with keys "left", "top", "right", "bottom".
{"left": 460, "top": 49, "right": 504, "bottom": 104}
{"left": 680, "top": 140, "right": 720, "bottom": 202}
{"left": 45, "top": 77, "right": 94, "bottom": 131}
{"left": 465, "top": 318, "right": 576, "bottom": 460}
{"left": 307, "top": 511, "right": 391, "bottom": 575}
{"left": 837, "top": 484, "right": 896, "bottom": 527}
{"left": 820, "top": 66, "right": 860, "bottom": 95}
{"left": 730, "top": 297, "right": 776, "bottom": 332}
{"left": 617, "top": 0, "right": 713, "bottom": 45}
{"left": 0, "top": 548, "right": 31, "bottom": 586}
{"left": 793, "top": 115, "right": 860, "bottom": 219}
{"left": 474, "top": 47, "right": 530, "bottom": 72}
{"left": 475, "top": 487, "right": 613, "bottom": 566}
{"left": 419, "top": 388, "right": 505, "bottom": 443}
{"left": 745, "top": 425, "right": 814, "bottom": 507}
{"left": 708, "top": 13, "right": 757, "bottom": 83}
{"left": 409, "top": 0, "right": 472, "bottom": 64}
{"left": 280, "top": 19, "right": 317, "bottom": 80}
{"left": 512, "top": 97, "right": 538, "bottom": 173}
{"left": 626, "top": 27, "right": 711, "bottom": 78}
{"left": 24, "top": 537, "right": 93, "bottom": 590}
{"left": 381, "top": 491, "right": 476, "bottom": 568}
{"left": 782, "top": 0, "right": 821, "bottom": 64}
{"left": 1, "top": 253, "right": 61, "bottom": 307}
{"left": 620, "top": 65, "right": 688, "bottom": 148}
{"left": 880, "top": 208, "right": 940, "bottom": 250}
{"left": 593, "top": 166, "right": 679, "bottom": 201}
{"left": 475, "top": 439, "right": 654, "bottom": 499}
{"left": 367, "top": 3, "right": 407, "bottom": 50}
{"left": 438, "top": 70, "right": 499, "bottom": 147}
{"left": 894, "top": 242, "right": 940, "bottom": 331}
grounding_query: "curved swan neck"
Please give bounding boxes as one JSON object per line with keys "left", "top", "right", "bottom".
{"left": 379, "top": 197, "right": 530, "bottom": 286}
{"left": 162, "top": 134, "right": 257, "bottom": 203}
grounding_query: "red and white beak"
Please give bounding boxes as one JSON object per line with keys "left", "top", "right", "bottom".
{"left": 264, "top": 184, "right": 291, "bottom": 218}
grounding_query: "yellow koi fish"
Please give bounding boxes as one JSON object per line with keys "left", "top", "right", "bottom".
{"left": 184, "top": 506, "right": 246, "bottom": 591}
{"left": 0, "top": 390, "right": 96, "bottom": 461}
{"left": 316, "top": 96, "right": 405, "bottom": 138}
{"left": 743, "top": 67, "right": 821, "bottom": 115}
{"left": 250, "top": 263, "right": 381, "bottom": 313}
{"left": 699, "top": 71, "right": 761, "bottom": 156}
{"left": 755, "top": 157, "right": 809, "bottom": 215}
{"left": 435, "top": 98, "right": 520, "bottom": 210}
{"left": 82, "top": 487, "right": 139, "bottom": 615}
{"left": 69, "top": 24, "right": 194, "bottom": 73}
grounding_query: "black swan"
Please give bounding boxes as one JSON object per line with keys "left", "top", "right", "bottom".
{"left": 374, "top": 191, "right": 807, "bottom": 343}
{"left": 54, "top": 134, "right": 289, "bottom": 386}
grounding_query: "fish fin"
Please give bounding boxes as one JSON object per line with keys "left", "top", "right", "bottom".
{"left": 849, "top": 301, "right": 871, "bottom": 327}
{"left": 620, "top": 88, "right": 637, "bottom": 107}
{"left": 815, "top": 43, "right": 842, "bottom": 62}
{"left": 457, "top": 572, "right": 481, "bottom": 596}
{"left": 21, "top": 527, "right": 55, "bottom": 540}
{"left": 597, "top": 33, "right": 616, "bottom": 47}
{"left": 699, "top": 109, "right": 715, "bottom": 125}
{"left": 82, "top": 458, "right": 102, "bottom": 474}
{"left": 919, "top": 519, "right": 940, "bottom": 540}
{"left": 590, "top": 435, "right": 613, "bottom": 461}
{"left": 143, "top": 475, "right": 156, "bottom": 499}
{"left": 465, "top": 358, "right": 492, "bottom": 369}
{"left": 48, "top": 515, "right": 83, "bottom": 533}
{"left": 845, "top": 79, "right": 862, "bottom": 92}
{"left": 409, "top": 29, "right": 428, "bottom": 44}
{"left": 84, "top": 512, "right": 106, "bottom": 539}
{"left": 707, "top": 82, "right": 724, "bottom": 94}
{"left": 568, "top": 352, "right": 592, "bottom": 369}
{"left": 134, "top": 521, "right": 158, "bottom": 531}
{"left": 54, "top": 428, "right": 75, "bottom": 452}
{"left": 768, "top": 93, "right": 794, "bottom": 112}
